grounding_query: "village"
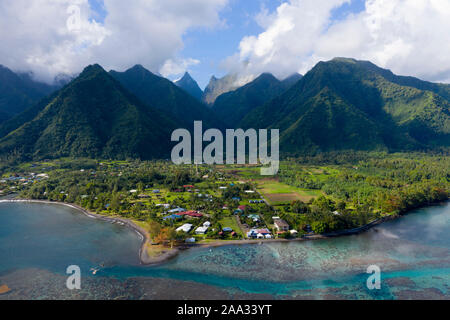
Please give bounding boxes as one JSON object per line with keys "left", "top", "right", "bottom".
{"left": 1, "top": 154, "right": 446, "bottom": 252}
{"left": 126, "top": 182, "right": 300, "bottom": 244}
{"left": 0, "top": 160, "right": 308, "bottom": 249}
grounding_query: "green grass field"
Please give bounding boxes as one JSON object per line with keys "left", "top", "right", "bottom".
{"left": 257, "top": 179, "right": 322, "bottom": 205}
{"left": 219, "top": 216, "right": 244, "bottom": 237}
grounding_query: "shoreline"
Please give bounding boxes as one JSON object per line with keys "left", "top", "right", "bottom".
{"left": 0, "top": 198, "right": 445, "bottom": 265}
{"left": 0, "top": 199, "right": 178, "bottom": 266}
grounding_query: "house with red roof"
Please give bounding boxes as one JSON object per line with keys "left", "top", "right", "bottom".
{"left": 179, "top": 211, "right": 203, "bottom": 218}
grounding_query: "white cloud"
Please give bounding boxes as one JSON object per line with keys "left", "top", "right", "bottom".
{"left": 227, "top": 0, "right": 450, "bottom": 83}
{"left": 160, "top": 58, "right": 200, "bottom": 78}
{"left": 0, "top": 0, "right": 228, "bottom": 82}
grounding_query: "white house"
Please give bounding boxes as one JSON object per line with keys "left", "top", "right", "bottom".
{"left": 176, "top": 224, "right": 193, "bottom": 233}
{"left": 185, "top": 238, "right": 196, "bottom": 243}
{"left": 195, "top": 226, "right": 209, "bottom": 234}
{"left": 203, "top": 221, "right": 211, "bottom": 227}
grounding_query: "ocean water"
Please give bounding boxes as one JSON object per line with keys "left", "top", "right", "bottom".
{"left": 0, "top": 202, "right": 449, "bottom": 300}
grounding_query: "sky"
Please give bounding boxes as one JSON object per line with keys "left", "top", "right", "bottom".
{"left": 0, "top": 0, "right": 449, "bottom": 89}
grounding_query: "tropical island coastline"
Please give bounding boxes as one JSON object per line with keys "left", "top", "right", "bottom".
{"left": 1, "top": 154, "right": 448, "bottom": 266}
{"left": 0, "top": 197, "right": 432, "bottom": 266}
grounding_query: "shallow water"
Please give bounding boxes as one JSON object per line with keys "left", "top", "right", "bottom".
{"left": 0, "top": 202, "right": 449, "bottom": 299}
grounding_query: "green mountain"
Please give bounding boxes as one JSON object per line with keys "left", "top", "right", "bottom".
{"left": 281, "top": 73, "right": 303, "bottom": 88}
{"left": 175, "top": 72, "right": 203, "bottom": 101}
{"left": 0, "top": 64, "right": 177, "bottom": 161}
{"left": 110, "top": 65, "right": 223, "bottom": 130}
{"left": 212, "top": 73, "right": 295, "bottom": 127}
{"left": 0, "top": 65, "right": 57, "bottom": 123}
{"left": 241, "top": 58, "right": 450, "bottom": 154}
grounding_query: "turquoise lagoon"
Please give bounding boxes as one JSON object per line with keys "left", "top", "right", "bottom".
{"left": 0, "top": 201, "right": 449, "bottom": 299}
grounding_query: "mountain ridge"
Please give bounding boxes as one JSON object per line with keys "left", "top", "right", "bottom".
{"left": 240, "top": 58, "right": 450, "bottom": 154}
{"left": 110, "top": 65, "right": 224, "bottom": 130}
{"left": 0, "top": 64, "right": 177, "bottom": 161}
{"left": 175, "top": 72, "right": 203, "bottom": 101}
{"left": 0, "top": 65, "right": 59, "bottom": 123}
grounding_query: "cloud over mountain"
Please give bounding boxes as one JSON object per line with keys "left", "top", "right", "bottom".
{"left": 225, "top": 0, "right": 450, "bottom": 83}
{"left": 0, "top": 0, "right": 227, "bottom": 82}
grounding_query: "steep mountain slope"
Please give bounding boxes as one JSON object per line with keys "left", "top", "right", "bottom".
{"left": 281, "top": 73, "right": 303, "bottom": 89}
{"left": 0, "top": 65, "right": 177, "bottom": 161}
{"left": 175, "top": 72, "right": 203, "bottom": 101}
{"left": 212, "top": 73, "right": 293, "bottom": 127}
{"left": 241, "top": 58, "right": 450, "bottom": 153}
{"left": 110, "top": 65, "right": 222, "bottom": 130}
{"left": 0, "top": 110, "right": 9, "bottom": 124}
{"left": 0, "top": 65, "right": 57, "bottom": 122}
{"left": 202, "top": 74, "right": 241, "bottom": 105}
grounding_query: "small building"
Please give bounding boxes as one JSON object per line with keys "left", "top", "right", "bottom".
{"left": 223, "top": 227, "right": 233, "bottom": 233}
{"left": 176, "top": 224, "right": 193, "bottom": 233}
{"left": 247, "top": 214, "right": 260, "bottom": 222}
{"left": 129, "top": 189, "right": 138, "bottom": 193}
{"left": 274, "top": 219, "right": 290, "bottom": 232}
{"left": 152, "top": 189, "right": 160, "bottom": 194}
{"left": 203, "top": 221, "right": 211, "bottom": 227}
{"left": 138, "top": 194, "right": 150, "bottom": 199}
{"left": 245, "top": 190, "right": 255, "bottom": 194}
{"left": 290, "top": 230, "right": 299, "bottom": 236}
{"left": 247, "top": 228, "right": 271, "bottom": 239}
{"left": 180, "top": 211, "right": 203, "bottom": 218}
{"left": 168, "top": 207, "right": 186, "bottom": 213}
{"left": 195, "top": 226, "right": 209, "bottom": 234}
{"left": 163, "top": 214, "right": 182, "bottom": 221}
{"left": 238, "top": 205, "right": 247, "bottom": 211}
{"left": 185, "top": 238, "right": 196, "bottom": 243}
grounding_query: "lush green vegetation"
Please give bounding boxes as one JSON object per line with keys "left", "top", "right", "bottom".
{"left": 212, "top": 73, "right": 296, "bottom": 127}
{"left": 0, "top": 65, "right": 177, "bottom": 162}
{"left": 241, "top": 58, "right": 450, "bottom": 154}
{"left": 110, "top": 65, "right": 223, "bottom": 130}
{"left": 0, "top": 64, "right": 57, "bottom": 123}
{"left": 1, "top": 152, "right": 448, "bottom": 246}
{"left": 272, "top": 152, "right": 449, "bottom": 233}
